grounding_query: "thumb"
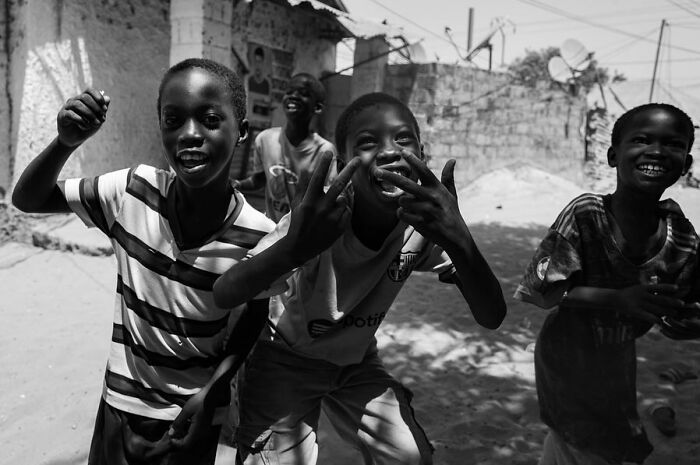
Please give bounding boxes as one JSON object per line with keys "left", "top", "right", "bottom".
{"left": 441, "top": 159, "right": 457, "bottom": 197}
{"left": 169, "top": 413, "right": 191, "bottom": 439}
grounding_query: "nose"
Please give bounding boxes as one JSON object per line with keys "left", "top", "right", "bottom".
{"left": 179, "top": 118, "right": 203, "bottom": 147}
{"left": 376, "top": 146, "right": 402, "bottom": 165}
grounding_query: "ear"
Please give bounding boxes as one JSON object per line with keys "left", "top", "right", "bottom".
{"left": 607, "top": 146, "right": 617, "bottom": 167}
{"left": 237, "top": 119, "right": 249, "bottom": 146}
{"left": 314, "top": 102, "right": 324, "bottom": 115}
{"left": 682, "top": 153, "right": 693, "bottom": 176}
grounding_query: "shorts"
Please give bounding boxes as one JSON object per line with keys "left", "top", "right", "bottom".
{"left": 88, "top": 398, "right": 221, "bottom": 465}
{"left": 235, "top": 341, "right": 433, "bottom": 465}
{"left": 539, "top": 430, "right": 642, "bottom": 465}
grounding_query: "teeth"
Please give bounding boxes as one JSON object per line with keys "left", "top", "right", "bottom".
{"left": 638, "top": 163, "right": 667, "bottom": 175}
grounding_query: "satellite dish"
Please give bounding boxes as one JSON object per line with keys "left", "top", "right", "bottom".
{"left": 561, "top": 38, "right": 591, "bottom": 71}
{"left": 406, "top": 41, "right": 429, "bottom": 64}
{"left": 547, "top": 56, "right": 572, "bottom": 83}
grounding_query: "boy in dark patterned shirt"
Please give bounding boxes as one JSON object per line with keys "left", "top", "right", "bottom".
{"left": 515, "top": 103, "right": 700, "bottom": 464}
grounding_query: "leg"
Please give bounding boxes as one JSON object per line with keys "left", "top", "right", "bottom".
{"left": 235, "top": 343, "right": 334, "bottom": 465}
{"left": 321, "top": 352, "right": 433, "bottom": 465}
{"left": 538, "top": 430, "right": 622, "bottom": 465}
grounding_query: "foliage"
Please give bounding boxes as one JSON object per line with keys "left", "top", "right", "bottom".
{"left": 507, "top": 47, "right": 625, "bottom": 94}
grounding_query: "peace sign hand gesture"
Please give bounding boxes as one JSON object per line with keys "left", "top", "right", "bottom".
{"left": 376, "top": 152, "right": 468, "bottom": 253}
{"left": 286, "top": 153, "right": 360, "bottom": 265}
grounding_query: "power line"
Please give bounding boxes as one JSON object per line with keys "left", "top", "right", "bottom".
{"left": 515, "top": 0, "right": 700, "bottom": 55}
{"left": 667, "top": 0, "right": 700, "bottom": 19}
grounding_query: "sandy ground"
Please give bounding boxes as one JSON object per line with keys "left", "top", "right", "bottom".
{"left": 2, "top": 166, "right": 700, "bottom": 465}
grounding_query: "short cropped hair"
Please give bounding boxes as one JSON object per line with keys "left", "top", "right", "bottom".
{"left": 290, "top": 72, "right": 327, "bottom": 104}
{"left": 611, "top": 103, "right": 695, "bottom": 150}
{"left": 157, "top": 58, "right": 247, "bottom": 122}
{"left": 335, "top": 92, "right": 420, "bottom": 158}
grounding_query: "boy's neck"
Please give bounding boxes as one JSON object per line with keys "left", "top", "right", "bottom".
{"left": 351, "top": 197, "right": 400, "bottom": 250}
{"left": 284, "top": 119, "right": 313, "bottom": 146}
{"left": 171, "top": 178, "right": 232, "bottom": 245}
{"left": 608, "top": 187, "right": 666, "bottom": 261}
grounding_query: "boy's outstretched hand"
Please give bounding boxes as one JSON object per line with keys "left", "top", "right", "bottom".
{"left": 615, "top": 284, "right": 691, "bottom": 325}
{"left": 57, "top": 88, "right": 110, "bottom": 147}
{"left": 285, "top": 153, "right": 360, "bottom": 265}
{"left": 376, "top": 152, "right": 467, "bottom": 251}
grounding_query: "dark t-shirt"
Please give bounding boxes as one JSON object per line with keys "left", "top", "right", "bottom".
{"left": 515, "top": 193, "right": 700, "bottom": 463}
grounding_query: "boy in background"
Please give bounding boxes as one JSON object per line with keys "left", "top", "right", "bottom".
{"left": 12, "top": 59, "right": 278, "bottom": 464}
{"left": 215, "top": 92, "right": 507, "bottom": 464}
{"left": 514, "top": 103, "right": 700, "bottom": 465}
{"left": 234, "top": 73, "right": 336, "bottom": 222}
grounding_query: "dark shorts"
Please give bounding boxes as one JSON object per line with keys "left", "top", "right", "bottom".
{"left": 88, "top": 398, "right": 221, "bottom": 465}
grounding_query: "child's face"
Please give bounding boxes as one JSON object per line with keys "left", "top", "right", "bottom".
{"left": 159, "top": 68, "right": 246, "bottom": 189}
{"left": 608, "top": 108, "right": 692, "bottom": 195}
{"left": 346, "top": 103, "right": 422, "bottom": 208}
{"left": 282, "top": 76, "right": 321, "bottom": 120}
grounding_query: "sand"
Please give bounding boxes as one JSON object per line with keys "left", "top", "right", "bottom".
{"left": 2, "top": 166, "right": 700, "bottom": 464}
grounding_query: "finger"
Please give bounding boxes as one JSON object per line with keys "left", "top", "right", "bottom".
{"left": 77, "top": 93, "right": 107, "bottom": 122}
{"left": 59, "top": 109, "right": 92, "bottom": 131}
{"left": 66, "top": 99, "right": 102, "bottom": 126}
{"left": 84, "top": 88, "right": 108, "bottom": 110}
{"left": 441, "top": 159, "right": 457, "bottom": 197}
{"left": 634, "top": 310, "right": 662, "bottom": 325}
{"left": 324, "top": 157, "right": 361, "bottom": 201}
{"left": 304, "top": 152, "right": 334, "bottom": 201}
{"left": 400, "top": 150, "right": 440, "bottom": 186}
{"left": 397, "top": 208, "right": 426, "bottom": 225}
{"left": 647, "top": 284, "right": 679, "bottom": 295}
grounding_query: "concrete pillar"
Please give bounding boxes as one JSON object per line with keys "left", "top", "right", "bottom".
{"left": 350, "top": 36, "right": 389, "bottom": 100}
{"left": 170, "top": 0, "right": 233, "bottom": 67}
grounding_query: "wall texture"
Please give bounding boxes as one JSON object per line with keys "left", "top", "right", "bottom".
{"left": 383, "top": 63, "right": 588, "bottom": 187}
{"left": 6, "top": 0, "right": 170, "bottom": 190}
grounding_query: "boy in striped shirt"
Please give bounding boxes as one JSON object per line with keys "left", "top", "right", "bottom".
{"left": 515, "top": 103, "right": 700, "bottom": 464}
{"left": 12, "top": 58, "right": 278, "bottom": 464}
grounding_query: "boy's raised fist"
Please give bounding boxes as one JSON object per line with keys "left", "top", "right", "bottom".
{"left": 57, "top": 88, "right": 110, "bottom": 147}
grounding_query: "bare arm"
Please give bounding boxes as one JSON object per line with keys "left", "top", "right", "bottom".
{"left": 12, "top": 88, "right": 110, "bottom": 213}
{"left": 377, "top": 154, "right": 506, "bottom": 329}
{"left": 233, "top": 171, "right": 266, "bottom": 192}
{"left": 214, "top": 154, "right": 360, "bottom": 308}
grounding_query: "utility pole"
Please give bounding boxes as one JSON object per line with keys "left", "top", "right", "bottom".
{"left": 467, "top": 7, "right": 474, "bottom": 52}
{"left": 649, "top": 19, "right": 667, "bottom": 102}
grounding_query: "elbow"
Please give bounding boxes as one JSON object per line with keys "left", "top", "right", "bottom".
{"left": 11, "top": 189, "right": 32, "bottom": 213}
{"left": 475, "top": 302, "right": 507, "bottom": 330}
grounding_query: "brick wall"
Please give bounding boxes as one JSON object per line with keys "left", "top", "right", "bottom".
{"left": 384, "top": 63, "right": 587, "bottom": 188}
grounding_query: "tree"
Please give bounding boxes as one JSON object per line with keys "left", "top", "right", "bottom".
{"left": 507, "top": 47, "right": 625, "bottom": 94}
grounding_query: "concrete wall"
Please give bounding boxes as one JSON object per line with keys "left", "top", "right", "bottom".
{"left": 7, "top": 0, "right": 170, "bottom": 190}
{"left": 383, "top": 63, "right": 588, "bottom": 187}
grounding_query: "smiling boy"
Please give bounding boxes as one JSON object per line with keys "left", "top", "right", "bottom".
{"left": 12, "top": 58, "right": 278, "bottom": 464}
{"left": 234, "top": 73, "right": 337, "bottom": 222}
{"left": 214, "top": 92, "right": 506, "bottom": 465}
{"left": 515, "top": 103, "right": 700, "bottom": 464}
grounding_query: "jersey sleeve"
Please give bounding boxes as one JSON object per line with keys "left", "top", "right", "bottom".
{"left": 514, "top": 211, "right": 583, "bottom": 309}
{"left": 251, "top": 132, "right": 265, "bottom": 175}
{"left": 414, "top": 245, "right": 456, "bottom": 283}
{"left": 60, "top": 167, "right": 131, "bottom": 236}
{"left": 246, "top": 212, "right": 296, "bottom": 298}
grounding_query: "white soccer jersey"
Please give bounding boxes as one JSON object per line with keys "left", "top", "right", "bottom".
{"left": 62, "top": 165, "right": 276, "bottom": 420}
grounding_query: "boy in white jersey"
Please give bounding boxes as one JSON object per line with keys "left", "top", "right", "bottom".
{"left": 12, "top": 58, "right": 278, "bottom": 464}
{"left": 214, "top": 92, "right": 507, "bottom": 464}
{"left": 233, "top": 73, "right": 337, "bottom": 222}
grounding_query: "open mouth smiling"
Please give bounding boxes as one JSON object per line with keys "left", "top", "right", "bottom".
{"left": 177, "top": 150, "right": 208, "bottom": 172}
{"left": 373, "top": 165, "right": 411, "bottom": 198}
{"left": 637, "top": 162, "right": 668, "bottom": 177}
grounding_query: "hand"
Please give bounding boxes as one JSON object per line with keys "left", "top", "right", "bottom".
{"left": 615, "top": 284, "right": 688, "bottom": 324}
{"left": 57, "top": 88, "right": 110, "bottom": 148}
{"left": 168, "top": 388, "right": 220, "bottom": 452}
{"left": 286, "top": 153, "right": 360, "bottom": 265}
{"left": 376, "top": 153, "right": 468, "bottom": 250}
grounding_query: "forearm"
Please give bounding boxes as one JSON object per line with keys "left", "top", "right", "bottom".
{"left": 562, "top": 286, "right": 621, "bottom": 311}
{"left": 213, "top": 237, "right": 301, "bottom": 308}
{"left": 12, "top": 137, "right": 75, "bottom": 213}
{"left": 445, "top": 232, "right": 506, "bottom": 329}
{"left": 201, "top": 299, "right": 268, "bottom": 401}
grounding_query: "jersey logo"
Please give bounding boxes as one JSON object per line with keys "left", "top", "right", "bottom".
{"left": 536, "top": 257, "right": 550, "bottom": 282}
{"left": 268, "top": 165, "right": 299, "bottom": 184}
{"left": 387, "top": 252, "right": 418, "bottom": 282}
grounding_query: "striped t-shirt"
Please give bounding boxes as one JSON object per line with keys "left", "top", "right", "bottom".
{"left": 62, "top": 164, "right": 276, "bottom": 420}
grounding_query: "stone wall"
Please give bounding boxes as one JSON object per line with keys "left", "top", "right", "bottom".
{"left": 7, "top": 0, "right": 170, "bottom": 190}
{"left": 383, "top": 63, "right": 588, "bottom": 188}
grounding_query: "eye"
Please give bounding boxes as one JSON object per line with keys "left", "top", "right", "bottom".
{"left": 355, "top": 136, "right": 377, "bottom": 150}
{"left": 396, "top": 131, "right": 416, "bottom": 145}
{"left": 202, "top": 113, "right": 222, "bottom": 128}
{"left": 630, "top": 135, "right": 648, "bottom": 144}
{"left": 161, "top": 114, "right": 181, "bottom": 128}
{"left": 667, "top": 140, "right": 688, "bottom": 150}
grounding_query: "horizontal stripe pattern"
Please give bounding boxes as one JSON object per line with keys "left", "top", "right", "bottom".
{"left": 61, "top": 164, "right": 275, "bottom": 420}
